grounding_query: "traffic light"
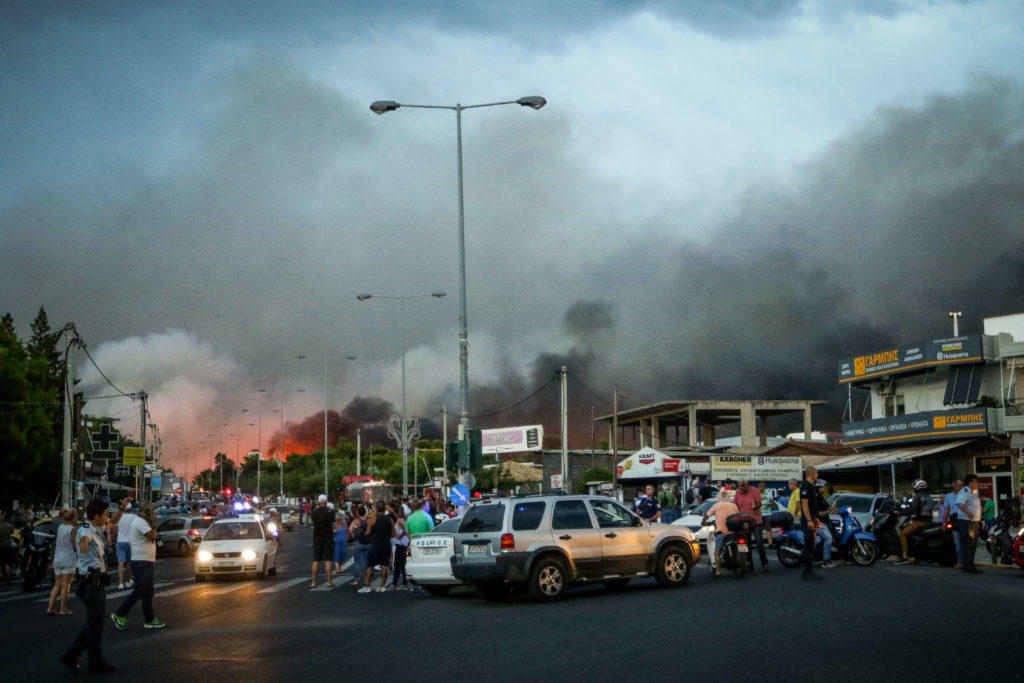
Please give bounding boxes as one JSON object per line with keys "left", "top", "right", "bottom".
{"left": 467, "top": 429, "right": 482, "bottom": 470}
{"left": 445, "top": 441, "right": 459, "bottom": 473}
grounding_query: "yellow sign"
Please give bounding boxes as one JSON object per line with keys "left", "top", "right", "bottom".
{"left": 122, "top": 447, "right": 146, "bottom": 466}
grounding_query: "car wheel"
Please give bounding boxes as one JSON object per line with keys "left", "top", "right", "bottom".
{"left": 178, "top": 540, "right": 190, "bottom": 556}
{"left": 654, "top": 545, "right": 691, "bottom": 588}
{"left": 528, "top": 558, "right": 566, "bottom": 602}
{"left": 257, "top": 558, "right": 267, "bottom": 580}
{"left": 268, "top": 560, "right": 277, "bottom": 577}
{"left": 423, "top": 584, "right": 452, "bottom": 596}
{"left": 601, "top": 578, "right": 630, "bottom": 590}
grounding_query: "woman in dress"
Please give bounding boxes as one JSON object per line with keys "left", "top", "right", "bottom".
{"left": 47, "top": 508, "right": 79, "bottom": 616}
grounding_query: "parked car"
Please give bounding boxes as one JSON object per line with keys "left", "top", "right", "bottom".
{"left": 156, "top": 515, "right": 215, "bottom": 556}
{"left": 407, "top": 517, "right": 464, "bottom": 595}
{"left": 450, "top": 494, "right": 699, "bottom": 602}
{"left": 194, "top": 514, "right": 278, "bottom": 581}
{"left": 827, "top": 492, "right": 892, "bottom": 528}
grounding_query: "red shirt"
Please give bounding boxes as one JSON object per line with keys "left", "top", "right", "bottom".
{"left": 732, "top": 487, "right": 763, "bottom": 523}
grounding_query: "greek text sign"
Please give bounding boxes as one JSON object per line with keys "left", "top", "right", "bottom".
{"left": 842, "top": 408, "right": 988, "bottom": 446}
{"left": 710, "top": 455, "right": 803, "bottom": 482}
{"left": 838, "top": 335, "right": 982, "bottom": 383}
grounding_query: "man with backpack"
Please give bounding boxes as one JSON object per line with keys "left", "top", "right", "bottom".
{"left": 658, "top": 485, "right": 678, "bottom": 524}
{"left": 894, "top": 479, "right": 934, "bottom": 565}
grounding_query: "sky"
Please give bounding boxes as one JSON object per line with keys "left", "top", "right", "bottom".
{"left": 3, "top": 1, "right": 1024, "bottom": 475}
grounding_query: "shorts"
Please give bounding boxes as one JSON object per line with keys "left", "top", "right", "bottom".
{"left": 313, "top": 537, "right": 334, "bottom": 562}
{"left": 116, "top": 542, "right": 132, "bottom": 562}
{"left": 53, "top": 566, "right": 75, "bottom": 576}
{"left": 367, "top": 544, "right": 392, "bottom": 568}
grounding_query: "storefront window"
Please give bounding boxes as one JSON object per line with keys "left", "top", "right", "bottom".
{"left": 883, "top": 394, "right": 905, "bottom": 417}
{"left": 918, "top": 457, "right": 966, "bottom": 493}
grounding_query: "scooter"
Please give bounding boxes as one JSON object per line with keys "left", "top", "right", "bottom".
{"left": 985, "top": 510, "right": 1015, "bottom": 565}
{"left": 19, "top": 525, "right": 55, "bottom": 592}
{"left": 708, "top": 514, "right": 757, "bottom": 579}
{"left": 870, "top": 508, "right": 957, "bottom": 566}
{"left": 774, "top": 507, "right": 880, "bottom": 568}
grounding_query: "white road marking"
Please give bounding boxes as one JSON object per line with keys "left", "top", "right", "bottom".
{"left": 36, "top": 582, "right": 173, "bottom": 603}
{"left": 205, "top": 582, "right": 253, "bottom": 595}
{"left": 257, "top": 577, "right": 307, "bottom": 593}
{"left": 156, "top": 583, "right": 208, "bottom": 597}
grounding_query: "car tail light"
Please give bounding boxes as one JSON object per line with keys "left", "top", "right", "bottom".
{"left": 738, "top": 538, "right": 746, "bottom": 544}
{"left": 944, "top": 523, "right": 953, "bottom": 530}
{"left": 500, "top": 533, "right": 515, "bottom": 551}
{"left": 188, "top": 529, "right": 202, "bottom": 537}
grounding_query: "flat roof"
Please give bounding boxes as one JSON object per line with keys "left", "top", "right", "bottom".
{"left": 594, "top": 399, "right": 827, "bottom": 426}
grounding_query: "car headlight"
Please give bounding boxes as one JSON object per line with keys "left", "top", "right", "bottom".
{"left": 266, "top": 522, "right": 278, "bottom": 534}
{"left": 198, "top": 550, "right": 213, "bottom": 562}
{"left": 241, "top": 549, "right": 257, "bottom": 561}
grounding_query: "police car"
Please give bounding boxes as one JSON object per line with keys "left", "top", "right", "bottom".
{"left": 194, "top": 514, "right": 279, "bottom": 581}
{"left": 406, "top": 518, "right": 465, "bottom": 595}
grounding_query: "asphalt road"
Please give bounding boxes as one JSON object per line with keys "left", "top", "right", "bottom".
{"left": 2, "top": 527, "right": 1022, "bottom": 681}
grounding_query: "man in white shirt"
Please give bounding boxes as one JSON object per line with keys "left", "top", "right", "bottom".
{"left": 114, "top": 502, "right": 137, "bottom": 590}
{"left": 110, "top": 503, "right": 165, "bottom": 630}
{"left": 955, "top": 474, "right": 982, "bottom": 574}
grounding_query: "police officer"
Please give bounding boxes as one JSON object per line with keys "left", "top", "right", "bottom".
{"left": 635, "top": 484, "right": 662, "bottom": 522}
{"left": 799, "top": 467, "right": 823, "bottom": 581}
{"left": 60, "top": 499, "right": 116, "bottom": 674}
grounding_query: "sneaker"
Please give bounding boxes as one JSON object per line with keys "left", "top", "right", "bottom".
{"left": 821, "top": 561, "right": 835, "bottom": 569}
{"left": 144, "top": 619, "right": 166, "bottom": 629}
{"left": 385, "top": 584, "right": 396, "bottom": 591}
{"left": 398, "top": 585, "right": 411, "bottom": 591}
{"left": 110, "top": 613, "right": 127, "bottom": 631}
{"left": 126, "top": 580, "right": 134, "bottom": 588}
{"left": 357, "top": 587, "right": 372, "bottom": 594}
{"left": 375, "top": 586, "right": 386, "bottom": 593}
{"left": 894, "top": 558, "right": 913, "bottom": 566}
{"left": 117, "top": 583, "right": 125, "bottom": 590}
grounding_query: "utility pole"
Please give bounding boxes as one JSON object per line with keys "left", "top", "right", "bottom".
{"left": 612, "top": 387, "right": 619, "bottom": 487}
{"left": 560, "top": 366, "right": 569, "bottom": 493}
{"left": 949, "top": 310, "right": 963, "bottom": 337}
{"left": 139, "top": 392, "right": 148, "bottom": 502}
{"left": 60, "top": 328, "right": 74, "bottom": 509}
{"left": 356, "top": 429, "right": 361, "bottom": 476}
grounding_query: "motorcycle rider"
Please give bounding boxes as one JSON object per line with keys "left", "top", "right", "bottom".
{"left": 894, "top": 479, "right": 934, "bottom": 565}
{"left": 702, "top": 490, "right": 739, "bottom": 578}
{"left": 799, "top": 467, "right": 823, "bottom": 581}
{"left": 813, "top": 479, "right": 835, "bottom": 569}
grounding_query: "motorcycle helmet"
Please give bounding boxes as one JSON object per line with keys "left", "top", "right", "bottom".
{"left": 814, "top": 479, "right": 827, "bottom": 488}
{"left": 912, "top": 479, "right": 927, "bottom": 491}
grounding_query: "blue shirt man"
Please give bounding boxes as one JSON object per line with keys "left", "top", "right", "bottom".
{"left": 635, "top": 484, "right": 662, "bottom": 522}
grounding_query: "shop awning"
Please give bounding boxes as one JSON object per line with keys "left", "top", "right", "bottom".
{"left": 616, "top": 447, "right": 686, "bottom": 479}
{"left": 816, "top": 439, "right": 973, "bottom": 471}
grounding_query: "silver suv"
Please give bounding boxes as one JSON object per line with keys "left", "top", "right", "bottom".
{"left": 450, "top": 494, "right": 700, "bottom": 601}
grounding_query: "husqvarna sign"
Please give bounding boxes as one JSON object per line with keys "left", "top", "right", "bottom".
{"left": 711, "top": 455, "right": 803, "bottom": 482}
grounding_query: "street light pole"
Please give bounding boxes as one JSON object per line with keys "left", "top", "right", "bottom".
{"left": 370, "top": 95, "right": 546, "bottom": 441}
{"left": 296, "top": 355, "right": 356, "bottom": 496}
{"left": 357, "top": 292, "right": 445, "bottom": 496}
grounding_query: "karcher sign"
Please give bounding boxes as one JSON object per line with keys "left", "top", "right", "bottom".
{"left": 842, "top": 408, "right": 988, "bottom": 446}
{"left": 710, "top": 455, "right": 803, "bottom": 482}
{"left": 838, "top": 335, "right": 982, "bottom": 384}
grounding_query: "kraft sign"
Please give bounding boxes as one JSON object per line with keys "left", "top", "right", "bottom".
{"left": 710, "top": 455, "right": 803, "bottom": 482}
{"left": 842, "top": 408, "right": 989, "bottom": 446}
{"left": 838, "top": 335, "right": 982, "bottom": 384}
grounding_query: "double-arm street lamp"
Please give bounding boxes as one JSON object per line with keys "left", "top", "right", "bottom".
{"left": 357, "top": 291, "right": 446, "bottom": 495}
{"left": 296, "top": 355, "right": 356, "bottom": 496}
{"left": 369, "top": 95, "right": 546, "bottom": 441}
{"left": 271, "top": 388, "right": 305, "bottom": 499}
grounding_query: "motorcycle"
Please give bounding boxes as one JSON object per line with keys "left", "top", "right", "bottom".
{"left": 985, "top": 510, "right": 1015, "bottom": 565}
{"left": 870, "top": 507, "right": 957, "bottom": 566}
{"left": 774, "top": 507, "right": 880, "bottom": 568}
{"left": 19, "top": 523, "right": 56, "bottom": 592}
{"left": 708, "top": 514, "right": 757, "bottom": 579}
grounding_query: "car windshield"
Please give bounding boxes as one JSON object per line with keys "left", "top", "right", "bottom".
{"left": 431, "top": 518, "right": 462, "bottom": 534}
{"left": 688, "top": 500, "right": 716, "bottom": 516}
{"left": 204, "top": 522, "right": 263, "bottom": 540}
{"left": 190, "top": 518, "right": 214, "bottom": 530}
{"left": 835, "top": 496, "right": 874, "bottom": 513}
{"left": 459, "top": 503, "right": 506, "bottom": 533}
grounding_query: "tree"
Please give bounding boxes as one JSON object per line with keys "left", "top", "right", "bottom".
{"left": 574, "top": 468, "right": 614, "bottom": 494}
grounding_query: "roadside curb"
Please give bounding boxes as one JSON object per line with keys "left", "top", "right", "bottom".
{"left": 975, "top": 562, "right": 1019, "bottom": 571}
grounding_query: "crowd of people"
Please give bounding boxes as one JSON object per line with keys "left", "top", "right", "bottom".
{"left": 303, "top": 492, "right": 454, "bottom": 593}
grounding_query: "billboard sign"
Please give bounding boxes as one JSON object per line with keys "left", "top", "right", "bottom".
{"left": 481, "top": 425, "right": 543, "bottom": 454}
{"left": 122, "top": 447, "right": 146, "bottom": 466}
{"left": 838, "top": 335, "right": 983, "bottom": 384}
{"left": 710, "top": 455, "right": 803, "bottom": 482}
{"left": 842, "top": 408, "right": 989, "bottom": 446}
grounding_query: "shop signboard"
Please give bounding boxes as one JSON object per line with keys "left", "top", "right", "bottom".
{"left": 122, "top": 447, "right": 146, "bottom": 466}
{"left": 481, "top": 425, "right": 543, "bottom": 454}
{"left": 838, "top": 335, "right": 983, "bottom": 384}
{"left": 975, "top": 455, "right": 1011, "bottom": 473}
{"left": 710, "top": 455, "right": 803, "bottom": 482}
{"left": 842, "top": 408, "right": 988, "bottom": 446}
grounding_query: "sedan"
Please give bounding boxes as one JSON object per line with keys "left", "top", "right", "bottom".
{"left": 156, "top": 515, "right": 215, "bottom": 556}
{"left": 407, "top": 517, "right": 464, "bottom": 596}
{"left": 194, "top": 515, "right": 278, "bottom": 581}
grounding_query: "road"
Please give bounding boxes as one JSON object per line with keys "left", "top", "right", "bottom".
{"left": 2, "top": 526, "right": 1022, "bottom": 681}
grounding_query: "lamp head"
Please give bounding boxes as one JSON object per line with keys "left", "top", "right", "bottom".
{"left": 517, "top": 96, "right": 546, "bottom": 110}
{"left": 356, "top": 294, "right": 373, "bottom": 301}
{"left": 370, "top": 100, "right": 400, "bottom": 115}
{"left": 431, "top": 291, "right": 447, "bottom": 298}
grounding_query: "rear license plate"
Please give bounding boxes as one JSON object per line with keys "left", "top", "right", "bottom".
{"left": 422, "top": 547, "right": 443, "bottom": 556}
{"left": 738, "top": 545, "right": 749, "bottom": 553}
{"left": 468, "top": 545, "right": 488, "bottom": 554}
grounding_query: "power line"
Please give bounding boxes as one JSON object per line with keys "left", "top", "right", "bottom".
{"left": 72, "top": 333, "right": 134, "bottom": 398}
{"left": 468, "top": 376, "right": 557, "bottom": 420}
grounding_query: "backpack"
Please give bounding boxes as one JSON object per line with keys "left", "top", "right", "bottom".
{"left": 685, "top": 488, "right": 695, "bottom": 505}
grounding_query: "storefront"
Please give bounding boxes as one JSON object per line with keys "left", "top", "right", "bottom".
{"left": 615, "top": 447, "right": 690, "bottom": 500}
